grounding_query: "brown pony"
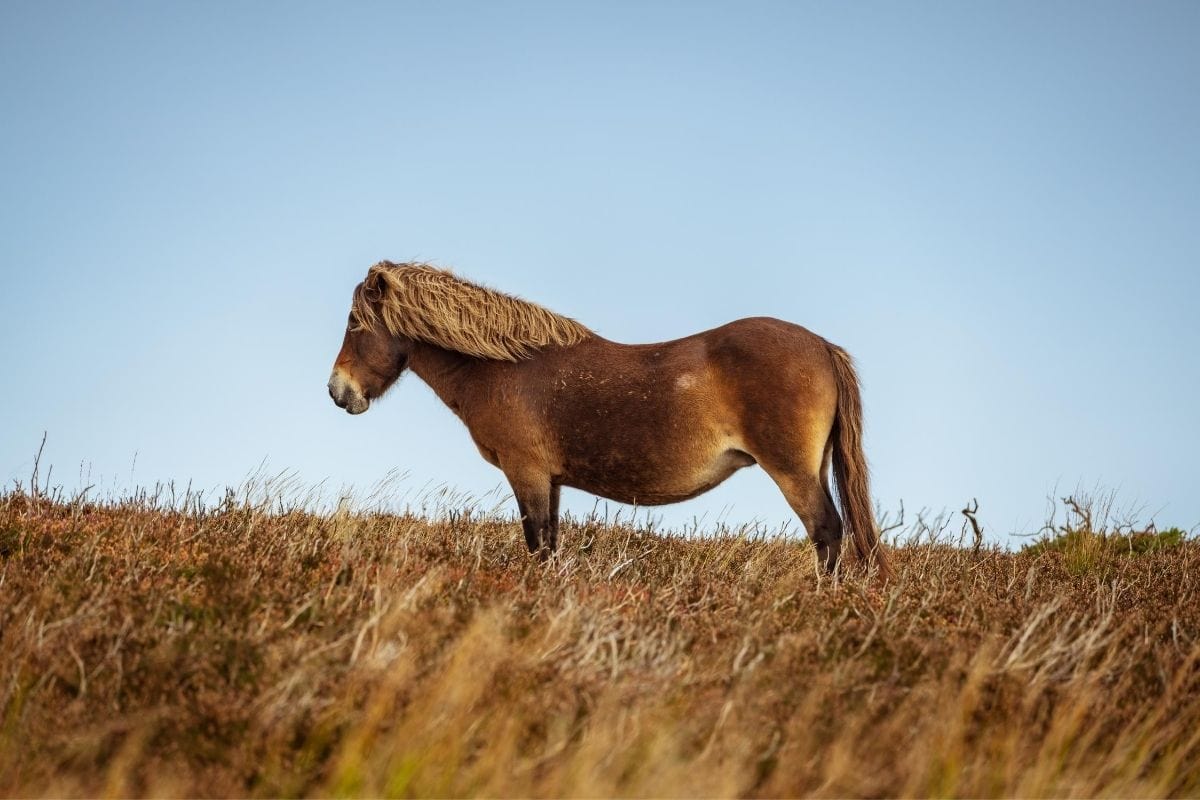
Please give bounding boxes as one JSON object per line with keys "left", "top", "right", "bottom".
{"left": 328, "top": 261, "right": 890, "bottom": 576}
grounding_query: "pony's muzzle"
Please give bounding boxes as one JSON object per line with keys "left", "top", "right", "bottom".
{"left": 328, "top": 371, "right": 369, "bottom": 415}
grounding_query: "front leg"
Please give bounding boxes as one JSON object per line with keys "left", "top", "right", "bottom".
{"left": 506, "top": 471, "right": 554, "bottom": 560}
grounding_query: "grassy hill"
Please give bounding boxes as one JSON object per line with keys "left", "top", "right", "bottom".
{"left": 1, "top": 486, "right": 1197, "bottom": 797}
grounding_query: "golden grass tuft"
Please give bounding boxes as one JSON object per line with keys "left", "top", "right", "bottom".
{"left": 0, "top": 485, "right": 1197, "bottom": 798}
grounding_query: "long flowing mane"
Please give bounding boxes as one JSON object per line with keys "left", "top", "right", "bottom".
{"left": 351, "top": 261, "right": 593, "bottom": 361}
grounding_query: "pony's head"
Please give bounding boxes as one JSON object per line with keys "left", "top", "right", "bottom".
{"left": 328, "top": 260, "right": 593, "bottom": 413}
{"left": 327, "top": 272, "right": 412, "bottom": 414}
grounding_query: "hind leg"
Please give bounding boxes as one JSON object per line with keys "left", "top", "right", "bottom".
{"left": 760, "top": 457, "right": 844, "bottom": 573}
{"left": 547, "top": 483, "right": 561, "bottom": 551}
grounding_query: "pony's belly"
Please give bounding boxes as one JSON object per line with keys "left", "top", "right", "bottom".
{"left": 565, "top": 447, "right": 756, "bottom": 506}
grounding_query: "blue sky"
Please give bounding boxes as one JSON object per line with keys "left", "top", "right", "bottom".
{"left": 2, "top": 1, "right": 1197, "bottom": 541}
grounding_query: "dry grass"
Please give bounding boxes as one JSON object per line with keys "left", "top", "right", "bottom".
{"left": 1, "top": 482, "right": 1197, "bottom": 798}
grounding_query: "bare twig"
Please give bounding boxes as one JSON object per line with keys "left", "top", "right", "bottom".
{"left": 1062, "top": 495, "right": 1094, "bottom": 536}
{"left": 880, "top": 499, "right": 906, "bottom": 537}
{"left": 962, "top": 498, "right": 984, "bottom": 555}
{"left": 30, "top": 431, "right": 48, "bottom": 509}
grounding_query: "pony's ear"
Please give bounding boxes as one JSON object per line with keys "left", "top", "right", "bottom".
{"left": 361, "top": 266, "right": 386, "bottom": 304}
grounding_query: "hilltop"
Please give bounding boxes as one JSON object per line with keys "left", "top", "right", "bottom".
{"left": 0, "top": 488, "right": 1197, "bottom": 797}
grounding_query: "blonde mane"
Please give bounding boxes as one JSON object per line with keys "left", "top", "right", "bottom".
{"left": 350, "top": 262, "right": 593, "bottom": 361}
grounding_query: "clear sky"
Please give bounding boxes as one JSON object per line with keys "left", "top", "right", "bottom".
{"left": 2, "top": 1, "right": 1198, "bottom": 542}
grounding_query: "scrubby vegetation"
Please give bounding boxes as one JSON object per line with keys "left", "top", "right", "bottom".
{"left": 1022, "top": 494, "right": 1189, "bottom": 580}
{"left": 0, "top": 482, "right": 1197, "bottom": 798}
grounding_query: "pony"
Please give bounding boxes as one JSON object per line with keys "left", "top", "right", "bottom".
{"left": 328, "top": 261, "right": 890, "bottom": 576}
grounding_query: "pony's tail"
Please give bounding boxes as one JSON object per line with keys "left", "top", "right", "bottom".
{"left": 827, "top": 343, "right": 892, "bottom": 579}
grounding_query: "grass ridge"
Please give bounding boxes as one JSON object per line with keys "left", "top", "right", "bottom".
{"left": 0, "top": 487, "right": 1197, "bottom": 797}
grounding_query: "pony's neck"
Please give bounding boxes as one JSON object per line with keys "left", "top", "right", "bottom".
{"left": 406, "top": 340, "right": 482, "bottom": 417}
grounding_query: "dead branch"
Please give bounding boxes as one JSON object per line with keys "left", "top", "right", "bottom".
{"left": 962, "top": 498, "right": 984, "bottom": 555}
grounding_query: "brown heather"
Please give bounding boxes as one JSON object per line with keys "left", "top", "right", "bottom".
{"left": 0, "top": 485, "right": 1197, "bottom": 798}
